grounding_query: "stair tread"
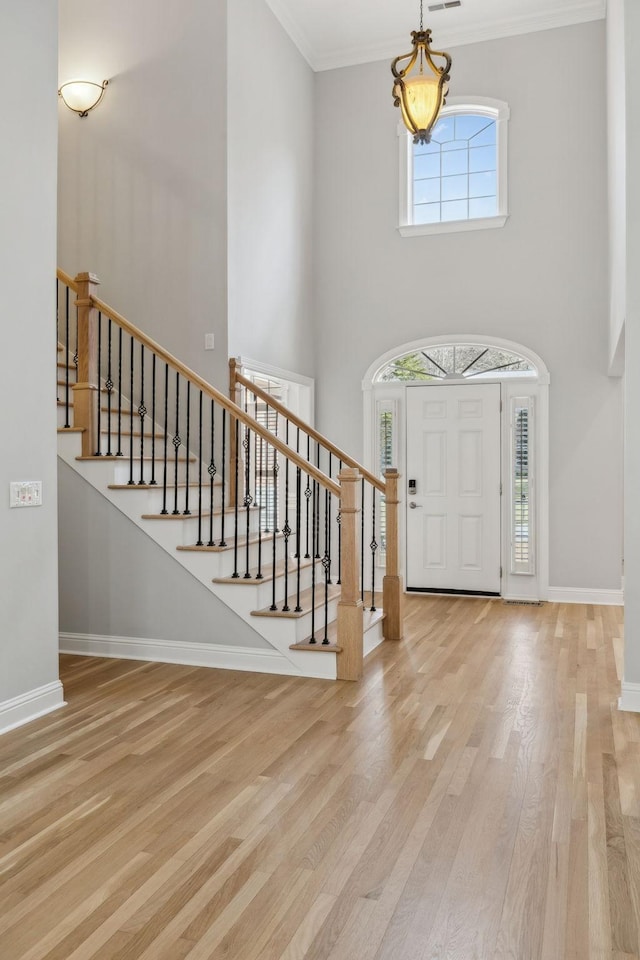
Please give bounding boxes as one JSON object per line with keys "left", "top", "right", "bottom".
{"left": 141, "top": 505, "right": 255, "bottom": 520}
{"left": 108, "top": 481, "right": 207, "bottom": 490}
{"left": 251, "top": 582, "right": 340, "bottom": 619}
{"left": 57, "top": 362, "right": 76, "bottom": 371}
{"left": 101, "top": 429, "right": 166, "bottom": 439}
{"left": 213, "top": 556, "right": 315, "bottom": 586}
{"left": 76, "top": 454, "right": 197, "bottom": 462}
{"left": 177, "top": 532, "right": 282, "bottom": 554}
{"left": 289, "top": 608, "right": 384, "bottom": 652}
{"left": 58, "top": 426, "right": 84, "bottom": 434}
{"left": 289, "top": 640, "right": 342, "bottom": 653}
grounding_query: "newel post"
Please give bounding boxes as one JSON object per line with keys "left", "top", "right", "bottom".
{"left": 337, "top": 468, "right": 364, "bottom": 681}
{"left": 73, "top": 272, "right": 101, "bottom": 457}
{"left": 383, "top": 468, "right": 404, "bottom": 640}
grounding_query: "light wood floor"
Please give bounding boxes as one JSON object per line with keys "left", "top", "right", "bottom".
{"left": 0, "top": 596, "right": 635, "bottom": 959}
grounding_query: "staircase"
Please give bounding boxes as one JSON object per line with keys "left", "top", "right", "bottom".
{"left": 56, "top": 270, "right": 404, "bottom": 680}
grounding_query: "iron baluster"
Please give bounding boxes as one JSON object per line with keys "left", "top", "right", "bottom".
{"left": 232, "top": 418, "right": 240, "bottom": 577}
{"left": 149, "top": 353, "right": 157, "bottom": 484}
{"left": 196, "top": 390, "right": 203, "bottom": 546}
{"left": 337, "top": 459, "right": 343, "bottom": 585}
{"left": 56, "top": 280, "right": 59, "bottom": 404}
{"left": 64, "top": 286, "right": 70, "bottom": 427}
{"left": 172, "top": 372, "right": 180, "bottom": 514}
{"left": 360, "top": 478, "right": 365, "bottom": 601}
{"left": 116, "top": 327, "right": 123, "bottom": 456}
{"left": 220, "top": 408, "right": 227, "bottom": 546}
{"left": 270, "top": 447, "right": 279, "bottom": 610}
{"left": 309, "top": 477, "right": 317, "bottom": 642}
{"left": 256, "top": 429, "right": 263, "bottom": 579}
{"left": 370, "top": 486, "right": 378, "bottom": 611}
{"left": 128, "top": 336, "right": 134, "bottom": 484}
{"left": 282, "top": 420, "right": 291, "bottom": 610}
{"left": 95, "top": 312, "right": 102, "bottom": 455}
{"left": 304, "top": 436, "right": 311, "bottom": 558}
{"left": 208, "top": 399, "right": 216, "bottom": 547}
{"left": 243, "top": 423, "right": 252, "bottom": 578}
{"left": 295, "top": 465, "right": 302, "bottom": 611}
{"left": 322, "top": 524, "right": 331, "bottom": 644}
{"left": 183, "top": 380, "right": 191, "bottom": 515}
{"left": 106, "top": 318, "right": 113, "bottom": 455}
{"left": 160, "top": 363, "right": 169, "bottom": 514}
{"left": 138, "top": 342, "right": 146, "bottom": 483}
{"left": 315, "top": 441, "right": 321, "bottom": 558}
{"left": 326, "top": 452, "right": 332, "bottom": 583}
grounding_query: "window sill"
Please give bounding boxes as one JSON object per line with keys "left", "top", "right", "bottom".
{"left": 398, "top": 214, "right": 508, "bottom": 238}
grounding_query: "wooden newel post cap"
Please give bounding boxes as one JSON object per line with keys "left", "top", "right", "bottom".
{"left": 74, "top": 272, "right": 101, "bottom": 287}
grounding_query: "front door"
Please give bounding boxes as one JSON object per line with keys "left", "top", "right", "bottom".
{"left": 406, "top": 382, "right": 501, "bottom": 594}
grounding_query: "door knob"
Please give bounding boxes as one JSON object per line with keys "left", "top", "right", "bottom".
{"left": 409, "top": 501, "right": 422, "bottom": 509}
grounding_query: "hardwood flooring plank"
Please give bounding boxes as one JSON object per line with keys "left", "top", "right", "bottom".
{"left": 0, "top": 596, "right": 634, "bottom": 960}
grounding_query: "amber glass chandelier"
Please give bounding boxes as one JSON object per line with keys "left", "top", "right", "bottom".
{"left": 391, "top": 0, "right": 452, "bottom": 144}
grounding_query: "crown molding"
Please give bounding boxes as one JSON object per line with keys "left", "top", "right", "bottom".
{"left": 269, "top": 0, "right": 607, "bottom": 73}
{"left": 264, "top": 0, "right": 318, "bottom": 70}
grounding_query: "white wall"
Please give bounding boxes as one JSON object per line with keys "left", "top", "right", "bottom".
{"left": 58, "top": 0, "right": 228, "bottom": 389}
{"left": 608, "top": 0, "right": 626, "bottom": 373}
{"left": 58, "top": 463, "right": 268, "bottom": 649}
{"left": 227, "top": 0, "right": 315, "bottom": 378}
{"left": 313, "top": 21, "right": 623, "bottom": 592}
{"left": 0, "top": 1, "right": 63, "bottom": 726}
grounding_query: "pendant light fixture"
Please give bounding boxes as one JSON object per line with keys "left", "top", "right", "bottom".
{"left": 391, "top": 0, "right": 452, "bottom": 144}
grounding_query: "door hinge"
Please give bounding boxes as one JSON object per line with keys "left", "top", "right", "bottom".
{"left": 500, "top": 566, "right": 503, "bottom": 578}
{"left": 500, "top": 482, "right": 503, "bottom": 496}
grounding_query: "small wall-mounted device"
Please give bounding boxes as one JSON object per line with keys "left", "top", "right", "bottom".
{"left": 408, "top": 479, "right": 417, "bottom": 494}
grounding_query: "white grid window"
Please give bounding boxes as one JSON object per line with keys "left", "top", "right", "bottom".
{"left": 399, "top": 98, "right": 509, "bottom": 238}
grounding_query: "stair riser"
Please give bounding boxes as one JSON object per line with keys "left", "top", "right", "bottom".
{"left": 175, "top": 538, "right": 287, "bottom": 581}
{"left": 213, "top": 564, "right": 320, "bottom": 610}
{"left": 254, "top": 597, "right": 341, "bottom": 646}
{"left": 138, "top": 511, "right": 262, "bottom": 551}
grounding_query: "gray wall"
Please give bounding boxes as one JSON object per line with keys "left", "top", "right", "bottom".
{"left": 58, "top": 0, "right": 228, "bottom": 388}
{"left": 58, "top": 462, "right": 268, "bottom": 648}
{"left": 608, "top": 0, "right": 626, "bottom": 371}
{"left": 313, "top": 21, "right": 623, "bottom": 591}
{"left": 227, "top": 0, "right": 316, "bottom": 377}
{"left": 0, "top": 1, "right": 60, "bottom": 703}
{"left": 624, "top": 0, "right": 640, "bottom": 684}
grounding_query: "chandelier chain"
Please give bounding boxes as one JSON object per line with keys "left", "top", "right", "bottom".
{"left": 420, "top": 0, "right": 424, "bottom": 31}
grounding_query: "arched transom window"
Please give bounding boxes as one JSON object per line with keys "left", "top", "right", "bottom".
{"left": 375, "top": 343, "right": 536, "bottom": 383}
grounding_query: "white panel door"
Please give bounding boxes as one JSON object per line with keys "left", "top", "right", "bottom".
{"left": 406, "top": 383, "right": 501, "bottom": 593}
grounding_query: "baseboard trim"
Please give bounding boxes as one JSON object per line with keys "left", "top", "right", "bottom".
{"left": 619, "top": 681, "right": 640, "bottom": 713}
{"left": 547, "top": 587, "right": 624, "bottom": 606}
{"left": 0, "top": 681, "right": 66, "bottom": 735}
{"left": 59, "top": 632, "right": 300, "bottom": 676}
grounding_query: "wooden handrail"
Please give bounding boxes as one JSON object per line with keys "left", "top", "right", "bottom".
{"left": 233, "top": 369, "right": 386, "bottom": 494}
{"left": 89, "top": 293, "right": 341, "bottom": 498}
{"left": 56, "top": 268, "right": 78, "bottom": 292}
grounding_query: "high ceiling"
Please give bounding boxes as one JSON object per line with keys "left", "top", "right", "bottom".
{"left": 264, "top": 0, "right": 606, "bottom": 71}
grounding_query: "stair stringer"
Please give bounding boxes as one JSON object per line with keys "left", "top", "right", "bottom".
{"left": 57, "top": 429, "right": 339, "bottom": 680}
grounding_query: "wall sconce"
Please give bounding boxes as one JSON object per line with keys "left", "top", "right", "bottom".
{"left": 58, "top": 80, "right": 109, "bottom": 118}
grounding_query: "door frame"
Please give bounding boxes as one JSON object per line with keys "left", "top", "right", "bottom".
{"left": 362, "top": 335, "right": 550, "bottom": 601}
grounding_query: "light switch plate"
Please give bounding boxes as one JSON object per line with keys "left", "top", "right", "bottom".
{"left": 10, "top": 481, "right": 42, "bottom": 508}
{"left": 204, "top": 333, "right": 215, "bottom": 350}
